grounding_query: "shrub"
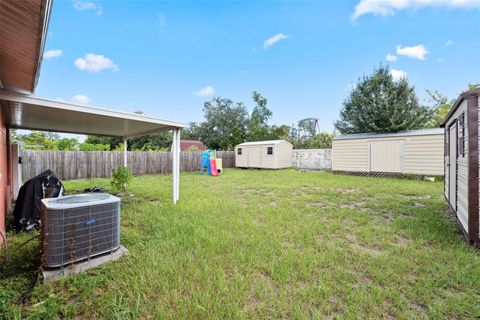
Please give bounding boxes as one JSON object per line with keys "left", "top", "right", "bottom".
{"left": 111, "top": 167, "right": 133, "bottom": 193}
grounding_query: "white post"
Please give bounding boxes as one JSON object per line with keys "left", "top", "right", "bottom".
{"left": 175, "top": 128, "right": 181, "bottom": 203}
{"left": 172, "top": 130, "right": 177, "bottom": 204}
{"left": 123, "top": 137, "right": 128, "bottom": 167}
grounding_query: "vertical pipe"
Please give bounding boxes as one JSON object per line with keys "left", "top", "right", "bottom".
{"left": 123, "top": 137, "right": 128, "bottom": 167}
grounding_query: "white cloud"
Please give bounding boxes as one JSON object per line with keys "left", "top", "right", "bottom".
{"left": 263, "top": 33, "right": 289, "bottom": 49}
{"left": 351, "top": 0, "right": 480, "bottom": 20}
{"left": 396, "top": 44, "right": 428, "bottom": 60}
{"left": 43, "top": 49, "right": 63, "bottom": 60}
{"left": 74, "top": 54, "right": 119, "bottom": 72}
{"left": 389, "top": 69, "right": 408, "bottom": 81}
{"left": 445, "top": 39, "right": 454, "bottom": 46}
{"left": 73, "top": 1, "right": 102, "bottom": 15}
{"left": 71, "top": 94, "right": 91, "bottom": 104}
{"left": 195, "top": 86, "right": 215, "bottom": 97}
{"left": 385, "top": 54, "right": 397, "bottom": 62}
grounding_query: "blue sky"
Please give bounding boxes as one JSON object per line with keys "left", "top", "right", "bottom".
{"left": 36, "top": 0, "right": 480, "bottom": 137}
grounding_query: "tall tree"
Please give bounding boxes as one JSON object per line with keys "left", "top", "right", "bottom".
{"left": 56, "top": 137, "right": 79, "bottom": 150}
{"left": 334, "top": 65, "right": 432, "bottom": 134}
{"left": 14, "top": 131, "right": 59, "bottom": 150}
{"left": 197, "top": 97, "right": 249, "bottom": 150}
{"left": 425, "top": 90, "right": 454, "bottom": 128}
{"left": 85, "top": 135, "right": 122, "bottom": 150}
{"left": 128, "top": 132, "right": 172, "bottom": 151}
{"left": 247, "top": 91, "right": 273, "bottom": 141}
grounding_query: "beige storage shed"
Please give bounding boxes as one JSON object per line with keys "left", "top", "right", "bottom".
{"left": 332, "top": 128, "right": 444, "bottom": 176}
{"left": 235, "top": 140, "right": 293, "bottom": 169}
{"left": 441, "top": 87, "right": 479, "bottom": 245}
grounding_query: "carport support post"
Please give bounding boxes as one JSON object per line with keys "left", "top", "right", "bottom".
{"left": 171, "top": 129, "right": 181, "bottom": 204}
{"left": 123, "top": 137, "right": 128, "bottom": 167}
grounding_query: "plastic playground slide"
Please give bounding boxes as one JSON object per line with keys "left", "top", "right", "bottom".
{"left": 210, "top": 159, "right": 218, "bottom": 176}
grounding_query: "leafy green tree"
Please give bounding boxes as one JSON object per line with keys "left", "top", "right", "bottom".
{"left": 335, "top": 65, "right": 432, "bottom": 134}
{"left": 85, "top": 135, "right": 122, "bottom": 150}
{"left": 197, "top": 97, "right": 249, "bottom": 150}
{"left": 307, "top": 132, "right": 335, "bottom": 149}
{"left": 467, "top": 83, "right": 480, "bottom": 91}
{"left": 79, "top": 143, "right": 110, "bottom": 151}
{"left": 425, "top": 90, "right": 454, "bottom": 128}
{"left": 56, "top": 138, "right": 79, "bottom": 150}
{"left": 247, "top": 91, "right": 273, "bottom": 141}
{"left": 128, "top": 132, "right": 172, "bottom": 151}
{"left": 14, "top": 131, "right": 59, "bottom": 150}
{"left": 181, "top": 122, "right": 201, "bottom": 140}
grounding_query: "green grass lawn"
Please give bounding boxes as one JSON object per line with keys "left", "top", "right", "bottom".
{"left": 1, "top": 169, "right": 479, "bottom": 319}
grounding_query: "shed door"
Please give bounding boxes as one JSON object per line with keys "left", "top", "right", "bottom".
{"left": 448, "top": 123, "right": 457, "bottom": 209}
{"left": 369, "top": 140, "right": 404, "bottom": 173}
{"left": 247, "top": 146, "right": 261, "bottom": 167}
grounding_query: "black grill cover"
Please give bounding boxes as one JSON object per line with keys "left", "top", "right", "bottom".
{"left": 13, "top": 169, "right": 64, "bottom": 232}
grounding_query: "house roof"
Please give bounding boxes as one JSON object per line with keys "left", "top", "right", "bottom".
{"left": 0, "top": 0, "right": 52, "bottom": 93}
{"left": 333, "top": 128, "right": 444, "bottom": 141}
{"left": 180, "top": 140, "right": 206, "bottom": 151}
{"left": 440, "top": 87, "right": 480, "bottom": 127}
{"left": 0, "top": 90, "right": 186, "bottom": 137}
{"left": 237, "top": 140, "right": 291, "bottom": 146}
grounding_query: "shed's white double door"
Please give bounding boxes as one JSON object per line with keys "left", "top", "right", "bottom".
{"left": 247, "top": 146, "right": 261, "bottom": 167}
{"left": 368, "top": 140, "right": 404, "bottom": 173}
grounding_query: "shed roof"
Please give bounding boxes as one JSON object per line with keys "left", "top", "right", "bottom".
{"left": 0, "top": 90, "right": 186, "bottom": 137}
{"left": 333, "top": 128, "right": 443, "bottom": 141}
{"left": 237, "top": 140, "right": 291, "bottom": 146}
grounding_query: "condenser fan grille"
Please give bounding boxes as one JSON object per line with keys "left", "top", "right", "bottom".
{"left": 41, "top": 195, "right": 120, "bottom": 268}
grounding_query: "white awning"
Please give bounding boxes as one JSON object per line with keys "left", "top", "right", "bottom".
{"left": 0, "top": 90, "right": 186, "bottom": 137}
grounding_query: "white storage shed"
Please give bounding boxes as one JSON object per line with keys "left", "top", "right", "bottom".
{"left": 235, "top": 140, "right": 293, "bottom": 169}
{"left": 441, "top": 87, "right": 479, "bottom": 245}
{"left": 332, "top": 128, "right": 444, "bottom": 176}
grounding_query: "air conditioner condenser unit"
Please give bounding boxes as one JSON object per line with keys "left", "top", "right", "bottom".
{"left": 41, "top": 193, "right": 121, "bottom": 268}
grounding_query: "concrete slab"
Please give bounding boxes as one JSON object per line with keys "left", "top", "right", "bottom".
{"left": 42, "top": 245, "right": 128, "bottom": 283}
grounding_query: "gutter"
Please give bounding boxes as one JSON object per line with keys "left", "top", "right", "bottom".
{"left": 31, "top": 0, "right": 54, "bottom": 93}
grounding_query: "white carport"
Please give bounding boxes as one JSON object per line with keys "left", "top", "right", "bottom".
{"left": 0, "top": 90, "right": 186, "bottom": 204}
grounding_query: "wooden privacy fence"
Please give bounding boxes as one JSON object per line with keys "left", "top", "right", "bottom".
{"left": 21, "top": 150, "right": 235, "bottom": 181}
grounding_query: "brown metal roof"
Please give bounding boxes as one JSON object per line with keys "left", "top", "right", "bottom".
{"left": 0, "top": 0, "right": 53, "bottom": 93}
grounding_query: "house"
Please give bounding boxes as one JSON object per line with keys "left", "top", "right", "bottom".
{"left": 441, "top": 87, "right": 480, "bottom": 245}
{"left": 332, "top": 129, "right": 444, "bottom": 176}
{"left": 235, "top": 140, "right": 293, "bottom": 169}
{"left": 180, "top": 140, "right": 206, "bottom": 151}
{"left": 0, "top": 0, "right": 185, "bottom": 245}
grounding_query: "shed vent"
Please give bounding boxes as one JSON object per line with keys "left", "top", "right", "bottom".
{"left": 41, "top": 194, "right": 121, "bottom": 268}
